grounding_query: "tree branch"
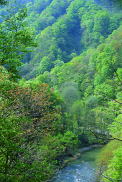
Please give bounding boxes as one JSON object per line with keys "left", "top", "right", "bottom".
{"left": 102, "top": 174, "right": 115, "bottom": 182}
{"left": 88, "top": 128, "right": 122, "bottom": 142}
{"left": 113, "top": 99, "right": 122, "bottom": 105}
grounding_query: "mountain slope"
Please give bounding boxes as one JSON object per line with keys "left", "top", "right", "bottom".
{"left": 20, "top": 0, "right": 122, "bottom": 79}
{"left": 0, "top": 0, "right": 122, "bottom": 182}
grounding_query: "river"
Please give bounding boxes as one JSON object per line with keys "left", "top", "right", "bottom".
{"left": 51, "top": 148, "right": 101, "bottom": 182}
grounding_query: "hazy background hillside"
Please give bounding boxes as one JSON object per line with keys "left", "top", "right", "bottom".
{"left": 7, "top": 0, "right": 120, "bottom": 79}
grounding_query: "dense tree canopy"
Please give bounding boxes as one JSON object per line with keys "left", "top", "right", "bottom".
{"left": 0, "top": 0, "right": 122, "bottom": 181}
{"left": 19, "top": 0, "right": 122, "bottom": 79}
{"left": 0, "top": 0, "right": 7, "bottom": 5}
{"left": 0, "top": 7, "right": 35, "bottom": 80}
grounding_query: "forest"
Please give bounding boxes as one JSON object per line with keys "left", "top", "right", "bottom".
{"left": 0, "top": 0, "right": 122, "bottom": 181}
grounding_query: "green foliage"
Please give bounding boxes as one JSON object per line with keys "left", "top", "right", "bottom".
{"left": 109, "top": 114, "right": 122, "bottom": 141}
{"left": 26, "top": 0, "right": 73, "bottom": 31}
{"left": 34, "top": 24, "right": 122, "bottom": 180}
{"left": 102, "top": 146, "right": 122, "bottom": 182}
{"left": 21, "top": 0, "right": 122, "bottom": 78}
{"left": 0, "top": 8, "right": 35, "bottom": 80}
{"left": 0, "top": 0, "right": 122, "bottom": 181}
{"left": 0, "top": 0, "right": 7, "bottom": 5}
{"left": 97, "top": 140, "right": 121, "bottom": 168}
{"left": 0, "top": 65, "right": 78, "bottom": 181}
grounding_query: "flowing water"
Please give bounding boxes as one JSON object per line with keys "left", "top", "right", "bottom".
{"left": 52, "top": 148, "right": 101, "bottom": 182}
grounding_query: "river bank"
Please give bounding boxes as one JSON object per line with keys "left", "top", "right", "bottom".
{"left": 51, "top": 147, "right": 103, "bottom": 182}
{"left": 63, "top": 144, "right": 103, "bottom": 167}
{"left": 49, "top": 145, "right": 103, "bottom": 182}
